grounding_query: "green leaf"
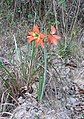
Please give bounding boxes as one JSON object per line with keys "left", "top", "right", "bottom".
{"left": 58, "top": 0, "right": 67, "bottom": 9}
{"left": 38, "top": 47, "right": 47, "bottom": 102}
{"left": 0, "top": 59, "right": 4, "bottom": 68}
{"left": 38, "top": 75, "right": 44, "bottom": 101}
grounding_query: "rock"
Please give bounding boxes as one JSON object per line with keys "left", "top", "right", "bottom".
{"left": 73, "top": 67, "right": 84, "bottom": 90}
{"left": 9, "top": 96, "right": 57, "bottom": 119}
{"left": 18, "top": 97, "right": 25, "bottom": 104}
{"left": 56, "top": 110, "right": 71, "bottom": 119}
{"left": 67, "top": 97, "right": 78, "bottom": 105}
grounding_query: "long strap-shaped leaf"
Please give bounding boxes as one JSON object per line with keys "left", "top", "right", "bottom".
{"left": 38, "top": 46, "right": 47, "bottom": 101}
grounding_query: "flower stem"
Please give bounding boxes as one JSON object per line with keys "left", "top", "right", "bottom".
{"left": 39, "top": 46, "right": 47, "bottom": 101}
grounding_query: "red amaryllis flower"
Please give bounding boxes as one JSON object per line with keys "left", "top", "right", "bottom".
{"left": 48, "top": 26, "right": 61, "bottom": 45}
{"left": 27, "top": 25, "right": 46, "bottom": 48}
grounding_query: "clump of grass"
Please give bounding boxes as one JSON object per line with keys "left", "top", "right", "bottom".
{"left": 58, "top": 40, "right": 77, "bottom": 59}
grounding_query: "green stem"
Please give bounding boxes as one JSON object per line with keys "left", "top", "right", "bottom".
{"left": 39, "top": 46, "right": 47, "bottom": 101}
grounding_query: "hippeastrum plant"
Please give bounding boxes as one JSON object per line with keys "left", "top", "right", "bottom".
{"left": 27, "top": 25, "right": 61, "bottom": 101}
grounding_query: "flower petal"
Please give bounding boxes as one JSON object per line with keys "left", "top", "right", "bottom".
{"left": 36, "top": 38, "right": 44, "bottom": 48}
{"left": 33, "top": 25, "right": 40, "bottom": 33}
{"left": 48, "top": 35, "right": 59, "bottom": 45}
{"left": 40, "top": 33, "right": 46, "bottom": 39}
{"left": 50, "top": 26, "right": 57, "bottom": 34}
{"left": 28, "top": 32, "right": 34, "bottom": 36}
{"left": 27, "top": 36, "right": 34, "bottom": 43}
{"left": 54, "top": 35, "right": 61, "bottom": 40}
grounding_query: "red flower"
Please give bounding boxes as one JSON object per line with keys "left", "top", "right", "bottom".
{"left": 48, "top": 26, "right": 61, "bottom": 45}
{"left": 27, "top": 25, "right": 46, "bottom": 48}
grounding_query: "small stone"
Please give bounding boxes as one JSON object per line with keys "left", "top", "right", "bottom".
{"left": 74, "top": 106, "right": 82, "bottom": 112}
{"left": 18, "top": 96, "right": 25, "bottom": 104}
{"left": 67, "top": 97, "right": 77, "bottom": 106}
